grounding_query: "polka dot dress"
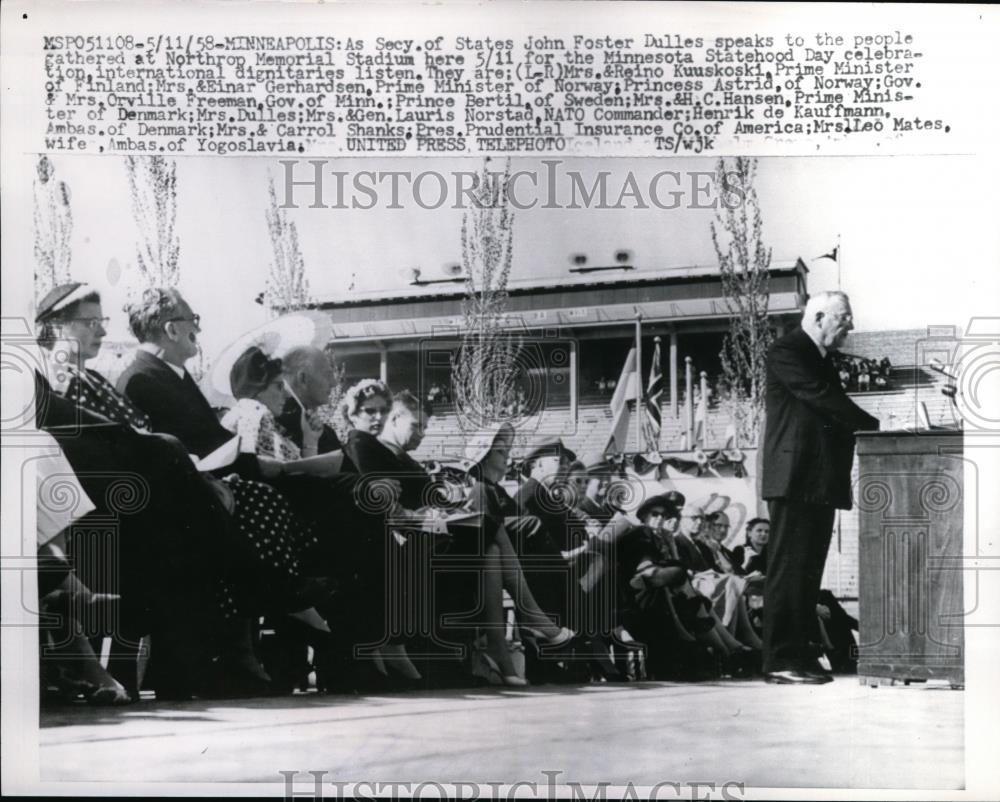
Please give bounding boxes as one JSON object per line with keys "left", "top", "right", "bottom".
{"left": 220, "top": 477, "right": 319, "bottom": 618}
{"left": 61, "top": 365, "right": 319, "bottom": 619}
{"left": 65, "top": 366, "right": 152, "bottom": 430}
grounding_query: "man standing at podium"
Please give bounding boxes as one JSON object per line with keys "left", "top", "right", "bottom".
{"left": 761, "top": 291, "right": 879, "bottom": 684}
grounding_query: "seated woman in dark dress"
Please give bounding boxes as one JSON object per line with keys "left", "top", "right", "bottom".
{"left": 729, "top": 517, "right": 769, "bottom": 638}
{"left": 608, "top": 494, "right": 754, "bottom": 676}
{"left": 220, "top": 353, "right": 418, "bottom": 685}
{"left": 36, "top": 439, "right": 131, "bottom": 705}
{"left": 728, "top": 517, "right": 856, "bottom": 671}
{"left": 462, "top": 423, "right": 576, "bottom": 684}
{"left": 346, "top": 392, "right": 573, "bottom": 686}
{"left": 37, "top": 284, "right": 328, "bottom": 696}
{"left": 340, "top": 377, "right": 393, "bottom": 466}
{"left": 730, "top": 517, "right": 769, "bottom": 578}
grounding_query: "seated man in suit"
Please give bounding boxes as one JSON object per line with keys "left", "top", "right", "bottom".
{"left": 674, "top": 504, "right": 762, "bottom": 650}
{"left": 344, "top": 389, "right": 435, "bottom": 512}
{"left": 512, "top": 437, "right": 593, "bottom": 551}
{"left": 278, "top": 345, "right": 348, "bottom": 460}
{"left": 563, "top": 456, "right": 617, "bottom": 525}
{"left": 509, "top": 437, "right": 593, "bottom": 628}
{"left": 116, "top": 287, "right": 268, "bottom": 480}
{"left": 116, "top": 288, "right": 405, "bottom": 691}
{"left": 349, "top": 391, "right": 517, "bottom": 678}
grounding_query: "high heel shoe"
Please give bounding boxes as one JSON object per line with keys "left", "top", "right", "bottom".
{"left": 476, "top": 652, "right": 528, "bottom": 687}
{"left": 279, "top": 614, "right": 338, "bottom": 654}
{"left": 380, "top": 644, "right": 423, "bottom": 682}
{"left": 525, "top": 626, "right": 575, "bottom": 648}
{"left": 215, "top": 618, "right": 273, "bottom": 698}
{"left": 87, "top": 681, "right": 133, "bottom": 706}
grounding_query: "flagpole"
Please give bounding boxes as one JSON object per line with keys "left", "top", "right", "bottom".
{"left": 685, "top": 356, "right": 693, "bottom": 448}
{"left": 635, "top": 311, "right": 642, "bottom": 453}
{"left": 699, "top": 370, "right": 708, "bottom": 447}
{"left": 837, "top": 232, "right": 842, "bottom": 290}
{"left": 652, "top": 335, "right": 661, "bottom": 451}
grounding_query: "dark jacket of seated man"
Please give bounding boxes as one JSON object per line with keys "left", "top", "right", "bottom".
{"left": 117, "top": 349, "right": 261, "bottom": 480}
{"left": 116, "top": 349, "right": 384, "bottom": 565}
{"left": 672, "top": 533, "right": 716, "bottom": 574}
{"left": 278, "top": 393, "right": 344, "bottom": 457}
{"left": 344, "top": 429, "right": 432, "bottom": 511}
{"left": 512, "top": 476, "right": 592, "bottom": 555}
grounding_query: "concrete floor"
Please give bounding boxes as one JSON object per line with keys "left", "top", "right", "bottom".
{"left": 40, "top": 679, "right": 963, "bottom": 791}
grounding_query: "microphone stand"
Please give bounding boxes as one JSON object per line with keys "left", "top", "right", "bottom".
{"left": 929, "top": 361, "right": 962, "bottom": 428}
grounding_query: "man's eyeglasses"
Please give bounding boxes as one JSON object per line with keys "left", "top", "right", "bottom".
{"left": 168, "top": 314, "right": 201, "bottom": 328}
{"left": 68, "top": 317, "right": 109, "bottom": 330}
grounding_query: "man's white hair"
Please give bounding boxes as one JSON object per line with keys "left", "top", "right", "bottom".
{"left": 282, "top": 345, "right": 325, "bottom": 376}
{"left": 803, "top": 290, "right": 850, "bottom": 320}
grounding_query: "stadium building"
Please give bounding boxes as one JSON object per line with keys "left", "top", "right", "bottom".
{"left": 312, "top": 259, "right": 809, "bottom": 454}
{"left": 307, "top": 260, "right": 957, "bottom": 605}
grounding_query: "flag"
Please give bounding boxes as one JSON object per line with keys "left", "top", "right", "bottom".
{"left": 722, "top": 421, "right": 737, "bottom": 450}
{"left": 817, "top": 245, "right": 839, "bottom": 262}
{"left": 694, "top": 391, "right": 708, "bottom": 446}
{"left": 642, "top": 338, "right": 663, "bottom": 451}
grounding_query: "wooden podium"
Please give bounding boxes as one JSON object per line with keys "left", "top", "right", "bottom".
{"left": 855, "top": 430, "right": 964, "bottom": 688}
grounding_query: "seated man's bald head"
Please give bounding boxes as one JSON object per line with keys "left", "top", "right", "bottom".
{"left": 282, "top": 345, "right": 335, "bottom": 409}
{"left": 283, "top": 345, "right": 325, "bottom": 375}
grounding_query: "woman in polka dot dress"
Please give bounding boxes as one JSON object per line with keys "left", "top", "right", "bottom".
{"left": 38, "top": 287, "right": 325, "bottom": 631}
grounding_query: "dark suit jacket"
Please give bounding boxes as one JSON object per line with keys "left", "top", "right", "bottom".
{"left": 673, "top": 533, "right": 714, "bottom": 573}
{"left": 761, "top": 328, "right": 879, "bottom": 509}
{"left": 344, "top": 429, "right": 431, "bottom": 511}
{"left": 731, "top": 544, "right": 767, "bottom": 575}
{"left": 116, "top": 350, "right": 259, "bottom": 478}
{"left": 512, "top": 477, "right": 591, "bottom": 552}
{"left": 277, "top": 394, "right": 343, "bottom": 455}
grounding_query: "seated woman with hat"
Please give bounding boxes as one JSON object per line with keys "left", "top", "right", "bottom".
{"left": 463, "top": 423, "right": 577, "bottom": 684}
{"left": 508, "top": 436, "right": 594, "bottom": 629}
{"left": 35, "top": 282, "right": 330, "bottom": 697}
{"left": 222, "top": 346, "right": 350, "bottom": 477}
{"left": 613, "top": 492, "right": 753, "bottom": 677}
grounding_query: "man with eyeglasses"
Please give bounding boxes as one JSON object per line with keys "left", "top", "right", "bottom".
{"left": 509, "top": 437, "right": 592, "bottom": 628}
{"left": 673, "top": 505, "right": 713, "bottom": 573}
{"left": 117, "top": 288, "right": 262, "bottom": 474}
{"left": 760, "top": 291, "right": 879, "bottom": 685}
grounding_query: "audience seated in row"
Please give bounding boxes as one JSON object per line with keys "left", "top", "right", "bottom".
{"left": 34, "top": 280, "right": 859, "bottom": 702}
